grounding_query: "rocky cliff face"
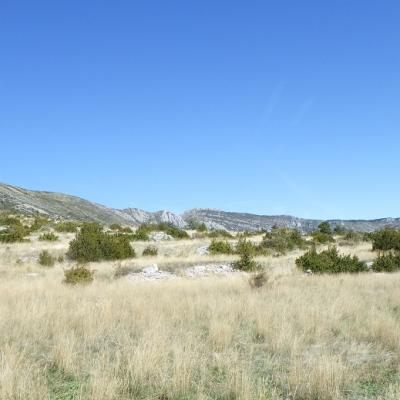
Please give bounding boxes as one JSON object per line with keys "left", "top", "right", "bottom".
{"left": 1, "top": 182, "right": 399, "bottom": 232}
{"left": 122, "top": 208, "right": 186, "bottom": 228}
{"left": 182, "top": 209, "right": 318, "bottom": 232}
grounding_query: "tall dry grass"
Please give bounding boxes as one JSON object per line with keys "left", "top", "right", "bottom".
{"left": 1, "top": 268, "right": 400, "bottom": 399}
{"left": 0, "top": 230, "right": 393, "bottom": 399}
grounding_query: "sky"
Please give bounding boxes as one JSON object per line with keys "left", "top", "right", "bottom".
{"left": 1, "top": 1, "right": 399, "bottom": 219}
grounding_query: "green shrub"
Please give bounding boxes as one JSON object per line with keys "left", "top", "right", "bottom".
{"left": 233, "top": 246, "right": 261, "bottom": 271}
{"left": 154, "top": 223, "right": 189, "bottom": 239}
{"left": 109, "top": 223, "right": 133, "bottom": 233}
{"left": 0, "top": 214, "right": 21, "bottom": 226}
{"left": 362, "top": 232, "right": 374, "bottom": 242}
{"left": 333, "top": 225, "right": 348, "bottom": 235}
{"left": 58, "top": 255, "right": 65, "bottom": 263}
{"left": 296, "top": 247, "right": 367, "bottom": 274}
{"left": 110, "top": 223, "right": 122, "bottom": 231}
{"left": 260, "top": 227, "right": 306, "bottom": 254}
{"left": 338, "top": 231, "right": 364, "bottom": 246}
{"left": 29, "top": 216, "right": 51, "bottom": 232}
{"left": 207, "top": 229, "right": 233, "bottom": 239}
{"left": 38, "top": 250, "right": 55, "bottom": 267}
{"left": 343, "top": 231, "right": 363, "bottom": 242}
{"left": 134, "top": 223, "right": 189, "bottom": 240}
{"left": 235, "top": 238, "right": 260, "bottom": 256}
{"left": 142, "top": 245, "right": 158, "bottom": 256}
{"left": 186, "top": 218, "right": 208, "bottom": 232}
{"left": 64, "top": 265, "right": 94, "bottom": 285}
{"left": 0, "top": 225, "right": 29, "bottom": 243}
{"left": 372, "top": 228, "right": 400, "bottom": 252}
{"left": 67, "top": 223, "right": 135, "bottom": 262}
{"left": 0, "top": 214, "right": 31, "bottom": 242}
{"left": 208, "top": 239, "right": 233, "bottom": 255}
{"left": 311, "top": 221, "right": 335, "bottom": 243}
{"left": 318, "top": 221, "right": 332, "bottom": 235}
{"left": 55, "top": 221, "right": 80, "bottom": 233}
{"left": 132, "top": 227, "right": 150, "bottom": 241}
{"left": 39, "top": 232, "right": 59, "bottom": 241}
{"left": 312, "top": 231, "right": 335, "bottom": 244}
{"left": 237, "top": 230, "right": 263, "bottom": 238}
{"left": 372, "top": 253, "right": 400, "bottom": 272}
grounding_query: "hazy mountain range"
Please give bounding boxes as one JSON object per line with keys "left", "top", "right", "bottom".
{"left": 1, "top": 182, "right": 399, "bottom": 233}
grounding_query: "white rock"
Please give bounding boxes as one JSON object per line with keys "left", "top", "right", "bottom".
{"left": 126, "top": 268, "right": 174, "bottom": 282}
{"left": 157, "top": 210, "right": 187, "bottom": 228}
{"left": 196, "top": 245, "right": 209, "bottom": 255}
{"left": 305, "top": 269, "right": 313, "bottom": 276}
{"left": 186, "top": 263, "right": 233, "bottom": 277}
{"left": 149, "top": 231, "right": 173, "bottom": 242}
{"left": 143, "top": 264, "right": 158, "bottom": 274}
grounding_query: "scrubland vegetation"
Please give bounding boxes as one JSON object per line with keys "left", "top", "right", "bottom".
{"left": 67, "top": 223, "right": 135, "bottom": 262}
{"left": 1, "top": 213, "right": 400, "bottom": 399}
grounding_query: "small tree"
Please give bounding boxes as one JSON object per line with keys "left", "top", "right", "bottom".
{"left": 318, "top": 221, "right": 332, "bottom": 235}
{"left": 233, "top": 246, "right": 261, "bottom": 272}
{"left": 372, "top": 227, "right": 400, "bottom": 252}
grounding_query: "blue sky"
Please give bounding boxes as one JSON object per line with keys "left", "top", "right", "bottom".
{"left": 1, "top": 1, "right": 399, "bottom": 219}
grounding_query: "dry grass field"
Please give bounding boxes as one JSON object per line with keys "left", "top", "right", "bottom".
{"left": 1, "top": 229, "right": 400, "bottom": 399}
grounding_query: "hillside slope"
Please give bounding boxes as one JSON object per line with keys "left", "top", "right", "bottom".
{"left": 0, "top": 182, "right": 186, "bottom": 227}
{"left": 0, "top": 182, "right": 133, "bottom": 224}
{"left": 1, "top": 182, "right": 399, "bottom": 232}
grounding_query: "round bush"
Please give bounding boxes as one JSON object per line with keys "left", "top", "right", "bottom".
{"left": 372, "top": 253, "right": 400, "bottom": 272}
{"left": 64, "top": 265, "right": 94, "bottom": 285}
{"left": 67, "top": 223, "right": 135, "bottom": 262}
{"left": 296, "top": 247, "right": 367, "bottom": 274}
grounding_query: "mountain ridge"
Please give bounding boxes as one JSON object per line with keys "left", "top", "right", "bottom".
{"left": 1, "top": 182, "right": 399, "bottom": 232}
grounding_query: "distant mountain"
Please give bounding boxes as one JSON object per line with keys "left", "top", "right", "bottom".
{"left": 0, "top": 182, "right": 187, "bottom": 227}
{"left": 182, "top": 208, "right": 400, "bottom": 233}
{"left": 1, "top": 182, "right": 399, "bottom": 232}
